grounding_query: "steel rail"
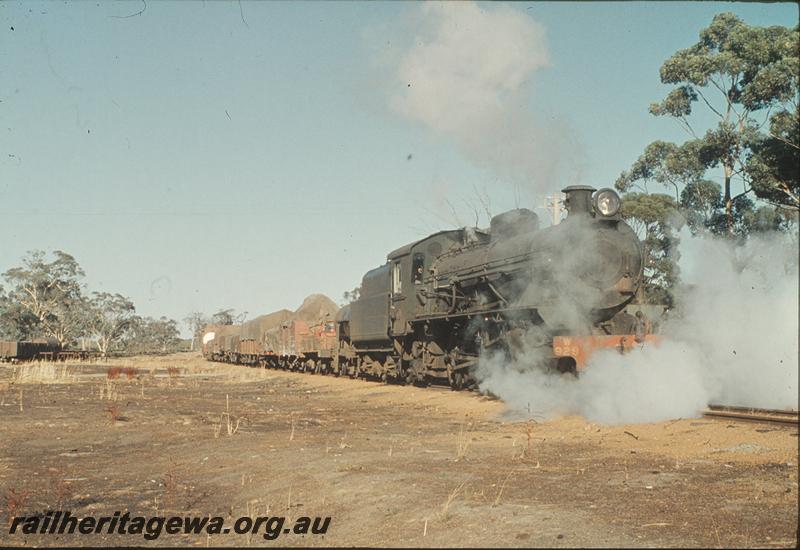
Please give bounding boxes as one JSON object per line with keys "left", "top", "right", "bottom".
{"left": 703, "top": 404, "right": 799, "bottom": 426}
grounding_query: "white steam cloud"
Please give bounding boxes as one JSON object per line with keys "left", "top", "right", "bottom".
{"left": 383, "top": 2, "right": 797, "bottom": 424}
{"left": 478, "top": 231, "right": 799, "bottom": 425}
{"left": 392, "top": 2, "right": 583, "bottom": 190}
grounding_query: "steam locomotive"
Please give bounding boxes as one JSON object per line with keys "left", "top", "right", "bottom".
{"left": 203, "top": 186, "right": 654, "bottom": 388}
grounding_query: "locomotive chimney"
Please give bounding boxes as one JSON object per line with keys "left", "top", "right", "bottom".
{"left": 561, "top": 185, "right": 596, "bottom": 216}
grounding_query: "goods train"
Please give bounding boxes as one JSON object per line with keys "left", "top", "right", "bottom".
{"left": 0, "top": 340, "right": 60, "bottom": 363}
{"left": 202, "top": 186, "right": 658, "bottom": 389}
{"left": 0, "top": 340, "right": 99, "bottom": 363}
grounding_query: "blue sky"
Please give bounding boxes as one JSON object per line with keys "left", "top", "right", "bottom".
{"left": 1, "top": 1, "right": 797, "bottom": 334}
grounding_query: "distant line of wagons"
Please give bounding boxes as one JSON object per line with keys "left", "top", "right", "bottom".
{"left": 202, "top": 318, "right": 338, "bottom": 374}
{"left": 0, "top": 340, "right": 97, "bottom": 363}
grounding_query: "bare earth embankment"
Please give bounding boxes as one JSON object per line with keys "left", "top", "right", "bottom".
{"left": 0, "top": 353, "right": 797, "bottom": 547}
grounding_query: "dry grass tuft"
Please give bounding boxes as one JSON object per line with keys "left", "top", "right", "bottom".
{"left": 516, "top": 419, "right": 538, "bottom": 461}
{"left": 439, "top": 478, "right": 470, "bottom": 521}
{"left": 99, "top": 378, "right": 119, "bottom": 401}
{"left": 492, "top": 469, "right": 518, "bottom": 507}
{"left": 13, "top": 363, "right": 75, "bottom": 384}
{"left": 455, "top": 413, "right": 474, "bottom": 461}
{"left": 289, "top": 412, "right": 298, "bottom": 441}
{"left": 107, "top": 366, "right": 122, "bottom": 379}
{"left": 121, "top": 367, "right": 138, "bottom": 380}
{"left": 213, "top": 394, "right": 245, "bottom": 438}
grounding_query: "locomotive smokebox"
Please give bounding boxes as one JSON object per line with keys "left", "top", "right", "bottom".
{"left": 562, "top": 185, "right": 596, "bottom": 216}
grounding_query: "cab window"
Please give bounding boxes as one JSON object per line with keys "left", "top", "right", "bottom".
{"left": 412, "top": 253, "right": 425, "bottom": 284}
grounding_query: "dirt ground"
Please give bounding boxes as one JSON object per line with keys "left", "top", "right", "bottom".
{"left": 0, "top": 353, "right": 797, "bottom": 548}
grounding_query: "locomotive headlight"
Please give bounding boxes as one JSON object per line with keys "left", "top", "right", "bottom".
{"left": 593, "top": 188, "right": 621, "bottom": 217}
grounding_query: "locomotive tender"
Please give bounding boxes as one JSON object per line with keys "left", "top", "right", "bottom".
{"left": 204, "top": 186, "right": 652, "bottom": 388}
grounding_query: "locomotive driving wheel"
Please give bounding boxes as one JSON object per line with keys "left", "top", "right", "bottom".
{"left": 404, "top": 358, "right": 426, "bottom": 386}
{"left": 450, "top": 370, "right": 466, "bottom": 391}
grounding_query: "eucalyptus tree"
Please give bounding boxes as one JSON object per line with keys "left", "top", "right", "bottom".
{"left": 88, "top": 292, "right": 137, "bottom": 355}
{"left": 0, "top": 286, "right": 38, "bottom": 339}
{"left": 342, "top": 286, "right": 361, "bottom": 305}
{"left": 184, "top": 311, "right": 210, "bottom": 350}
{"left": 211, "top": 309, "right": 236, "bottom": 326}
{"left": 127, "top": 316, "right": 181, "bottom": 354}
{"left": 747, "top": 108, "right": 799, "bottom": 210}
{"left": 617, "top": 13, "right": 799, "bottom": 235}
{"left": 2, "top": 250, "right": 88, "bottom": 346}
{"left": 147, "top": 317, "right": 182, "bottom": 353}
{"left": 620, "top": 193, "right": 681, "bottom": 306}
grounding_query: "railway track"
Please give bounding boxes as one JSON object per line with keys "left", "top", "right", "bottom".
{"left": 704, "top": 404, "right": 799, "bottom": 426}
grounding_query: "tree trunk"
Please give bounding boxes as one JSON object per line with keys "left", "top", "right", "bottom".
{"left": 724, "top": 162, "right": 734, "bottom": 236}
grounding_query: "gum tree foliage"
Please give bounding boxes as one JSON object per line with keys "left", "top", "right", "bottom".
{"left": 0, "top": 287, "right": 11, "bottom": 338}
{"left": 2, "top": 250, "right": 185, "bottom": 354}
{"left": 2, "top": 250, "right": 88, "bottom": 346}
{"left": 0, "top": 286, "right": 38, "bottom": 339}
{"left": 87, "top": 292, "right": 137, "bottom": 354}
{"left": 620, "top": 193, "right": 681, "bottom": 307}
{"left": 127, "top": 316, "right": 181, "bottom": 353}
{"left": 210, "top": 309, "right": 246, "bottom": 325}
{"left": 147, "top": 317, "right": 181, "bottom": 353}
{"left": 616, "top": 14, "right": 799, "bottom": 235}
{"left": 342, "top": 286, "right": 361, "bottom": 305}
{"left": 747, "top": 108, "right": 800, "bottom": 208}
{"left": 680, "top": 178, "right": 789, "bottom": 234}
